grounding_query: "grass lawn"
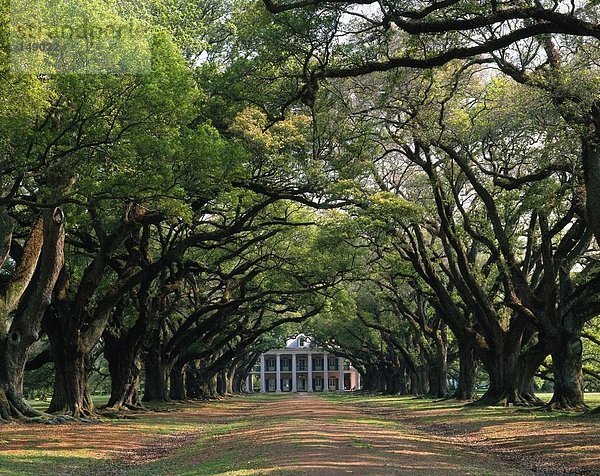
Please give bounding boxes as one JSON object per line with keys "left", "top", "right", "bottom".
{"left": 1, "top": 395, "right": 289, "bottom": 476}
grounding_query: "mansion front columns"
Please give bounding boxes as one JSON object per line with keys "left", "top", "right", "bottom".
{"left": 276, "top": 352, "right": 282, "bottom": 392}
{"left": 260, "top": 354, "right": 266, "bottom": 393}
{"left": 292, "top": 354, "right": 297, "bottom": 392}
{"left": 307, "top": 352, "right": 313, "bottom": 392}
{"left": 323, "top": 351, "right": 329, "bottom": 392}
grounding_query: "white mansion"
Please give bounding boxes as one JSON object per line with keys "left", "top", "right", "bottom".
{"left": 248, "top": 334, "right": 361, "bottom": 393}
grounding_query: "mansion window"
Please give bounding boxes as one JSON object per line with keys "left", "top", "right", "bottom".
{"left": 281, "top": 357, "right": 291, "bottom": 371}
{"left": 313, "top": 357, "right": 323, "bottom": 371}
{"left": 266, "top": 357, "right": 276, "bottom": 371}
{"left": 328, "top": 357, "right": 338, "bottom": 370}
{"left": 329, "top": 377, "right": 337, "bottom": 390}
{"left": 314, "top": 376, "right": 323, "bottom": 391}
{"left": 297, "top": 357, "right": 307, "bottom": 371}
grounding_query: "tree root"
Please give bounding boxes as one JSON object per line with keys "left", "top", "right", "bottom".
{"left": 450, "top": 390, "right": 477, "bottom": 401}
{"left": 47, "top": 403, "right": 96, "bottom": 420}
{"left": 0, "top": 411, "right": 92, "bottom": 425}
{"left": 546, "top": 400, "right": 588, "bottom": 412}
{"left": 466, "top": 391, "right": 544, "bottom": 408}
{"left": 0, "top": 388, "right": 46, "bottom": 422}
{"left": 100, "top": 402, "right": 147, "bottom": 414}
{"left": 545, "top": 391, "right": 588, "bottom": 411}
{"left": 0, "top": 390, "right": 102, "bottom": 424}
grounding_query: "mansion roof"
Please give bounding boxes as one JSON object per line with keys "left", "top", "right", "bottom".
{"left": 284, "top": 334, "right": 313, "bottom": 349}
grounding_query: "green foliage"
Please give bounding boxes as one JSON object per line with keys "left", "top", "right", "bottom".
{"left": 2, "top": 0, "right": 599, "bottom": 415}
{"left": 365, "top": 191, "right": 421, "bottom": 227}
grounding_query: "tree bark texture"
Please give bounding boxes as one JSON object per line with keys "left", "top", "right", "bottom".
{"left": 453, "top": 340, "right": 478, "bottom": 400}
{"left": 548, "top": 333, "right": 585, "bottom": 409}
{"left": 0, "top": 209, "right": 65, "bottom": 421}
{"left": 169, "top": 361, "right": 187, "bottom": 400}
{"left": 143, "top": 349, "right": 169, "bottom": 402}
{"left": 104, "top": 338, "right": 143, "bottom": 410}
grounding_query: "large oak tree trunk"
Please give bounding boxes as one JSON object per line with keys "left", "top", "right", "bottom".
{"left": 216, "top": 370, "right": 226, "bottom": 396}
{"left": 46, "top": 206, "right": 152, "bottom": 416}
{"left": 104, "top": 339, "right": 143, "bottom": 410}
{"left": 476, "top": 342, "right": 546, "bottom": 407}
{"left": 516, "top": 341, "right": 547, "bottom": 405}
{"left": 0, "top": 209, "right": 65, "bottom": 421}
{"left": 428, "top": 335, "right": 449, "bottom": 398}
{"left": 185, "top": 362, "right": 222, "bottom": 399}
{"left": 185, "top": 363, "right": 202, "bottom": 398}
{"left": 361, "top": 366, "right": 383, "bottom": 392}
{"left": 142, "top": 349, "right": 169, "bottom": 402}
{"left": 0, "top": 339, "right": 43, "bottom": 420}
{"left": 474, "top": 343, "right": 524, "bottom": 407}
{"left": 470, "top": 318, "right": 543, "bottom": 407}
{"left": 169, "top": 361, "right": 187, "bottom": 400}
{"left": 197, "top": 374, "right": 219, "bottom": 399}
{"left": 45, "top": 300, "right": 94, "bottom": 417}
{"left": 186, "top": 360, "right": 219, "bottom": 399}
{"left": 453, "top": 340, "right": 478, "bottom": 400}
{"left": 233, "top": 372, "right": 244, "bottom": 394}
{"left": 409, "top": 366, "right": 427, "bottom": 396}
{"left": 548, "top": 333, "right": 585, "bottom": 410}
{"left": 225, "top": 367, "right": 235, "bottom": 395}
{"left": 103, "top": 294, "right": 151, "bottom": 411}
{"left": 47, "top": 341, "right": 93, "bottom": 417}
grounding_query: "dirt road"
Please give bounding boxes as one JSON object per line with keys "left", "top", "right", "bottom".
{"left": 1, "top": 394, "right": 544, "bottom": 475}
{"left": 172, "top": 393, "right": 532, "bottom": 475}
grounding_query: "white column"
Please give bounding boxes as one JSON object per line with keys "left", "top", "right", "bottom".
{"left": 338, "top": 357, "right": 345, "bottom": 391}
{"left": 292, "top": 353, "right": 297, "bottom": 392}
{"left": 276, "top": 353, "right": 281, "bottom": 392}
{"left": 323, "top": 352, "right": 329, "bottom": 392}
{"left": 307, "top": 352, "right": 313, "bottom": 392}
{"left": 357, "top": 371, "right": 361, "bottom": 390}
{"left": 260, "top": 354, "right": 266, "bottom": 393}
{"left": 246, "top": 375, "right": 251, "bottom": 393}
